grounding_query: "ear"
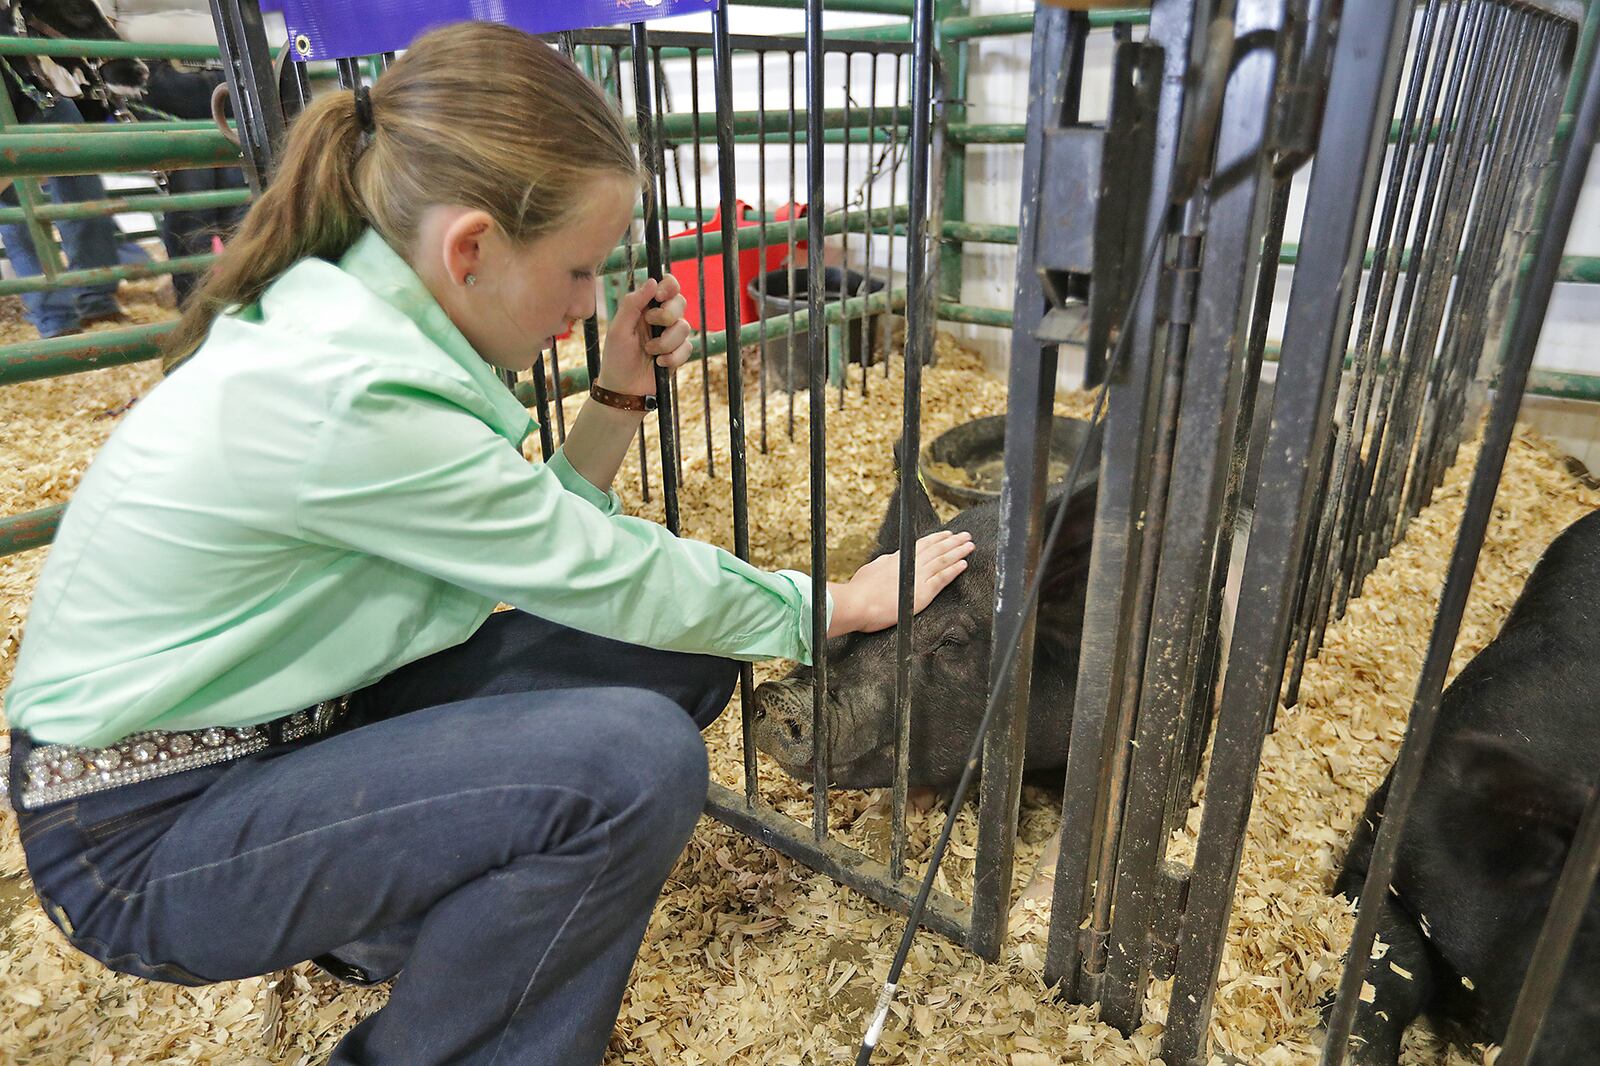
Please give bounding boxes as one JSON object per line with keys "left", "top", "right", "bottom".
{"left": 1038, "top": 481, "right": 1098, "bottom": 602}
{"left": 874, "top": 443, "right": 941, "bottom": 557}
{"left": 439, "top": 209, "right": 496, "bottom": 289}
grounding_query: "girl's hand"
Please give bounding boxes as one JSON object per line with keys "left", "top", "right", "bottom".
{"left": 597, "top": 275, "right": 693, "bottom": 399}
{"left": 827, "top": 531, "right": 976, "bottom": 638}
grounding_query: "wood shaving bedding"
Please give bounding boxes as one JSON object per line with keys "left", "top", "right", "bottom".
{"left": 1, "top": 305, "right": 1594, "bottom": 1064}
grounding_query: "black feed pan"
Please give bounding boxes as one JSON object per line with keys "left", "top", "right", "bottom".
{"left": 919, "top": 415, "right": 1098, "bottom": 509}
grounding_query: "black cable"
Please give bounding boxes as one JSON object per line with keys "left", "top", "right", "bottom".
{"left": 855, "top": 217, "right": 1171, "bottom": 1063}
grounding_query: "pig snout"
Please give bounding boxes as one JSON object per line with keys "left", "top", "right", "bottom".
{"left": 752, "top": 679, "right": 815, "bottom": 775}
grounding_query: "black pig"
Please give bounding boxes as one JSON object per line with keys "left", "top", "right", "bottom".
{"left": 1332, "top": 508, "right": 1600, "bottom": 1064}
{"left": 751, "top": 468, "right": 1096, "bottom": 789}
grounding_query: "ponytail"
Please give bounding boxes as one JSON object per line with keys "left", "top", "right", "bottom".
{"left": 161, "top": 22, "right": 644, "bottom": 372}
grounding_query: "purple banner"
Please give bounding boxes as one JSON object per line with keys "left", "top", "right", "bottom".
{"left": 279, "top": 0, "right": 719, "bottom": 61}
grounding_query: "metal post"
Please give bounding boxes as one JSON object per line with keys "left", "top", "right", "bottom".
{"left": 805, "top": 0, "right": 832, "bottom": 843}
{"left": 205, "top": 0, "right": 285, "bottom": 190}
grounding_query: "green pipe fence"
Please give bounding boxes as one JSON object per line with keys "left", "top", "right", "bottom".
{"left": 0, "top": 505, "right": 64, "bottom": 558}
{"left": 0, "top": 322, "right": 175, "bottom": 386}
{"left": 0, "top": 188, "right": 252, "bottom": 227}
{"left": 0, "top": 254, "right": 215, "bottom": 297}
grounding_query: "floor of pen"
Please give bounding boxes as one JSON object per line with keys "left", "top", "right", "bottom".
{"left": 1, "top": 294, "right": 1596, "bottom": 1064}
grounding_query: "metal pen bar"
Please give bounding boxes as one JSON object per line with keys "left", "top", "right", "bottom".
{"left": 652, "top": 45, "right": 685, "bottom": 489}
{"left": 1322, "top": 18, "right": 1591, "bottom": 1061}
{"left": 335, "top": 56, "right": 362, "bottom": 89}
{"left": 805, "top": 0, "right": 831, "bottom": 845}
{"left": 861, "top": 51, "right": 879, "bottom": 399}
{"left": 206, "top": 0, "right": 285, "bottom": 191}
{"left": 630, "top": 23, "right": 682, "bottom": 534}
{"left": 840, "top": 49, "right": 854, "bottom": 407}
{"left": 1102, "top": 0, "right": 1286, "bottom": 1027}
{"left": 1330, "top": 0, "right": 1459, "bottom": 617}
{"left": 548, "top": 344, "right": 568, "bottom": 444}
{"left": 583, "top": 314, "right": 602, "bottom": 384}
{"left": 886, "top": 52, "right": 901, "bottom": 381}
{"left": 530, "top": 352, "right": 555, "bottom": 461}
{"left": 710, "top": 1, "right": 762, "bottom": 811}
{"left": 687, "top": 49, "right": 716, "bottom": 479}
{"left": 611, "top": 43, "right": 651, "bottom": 505}
{"left": 1354, "top": 0, "right": 1492, "bottom": 580}
{"left": 788, "top": 50, "right": 800, "bottom": 438}
{"left": 1382, "top": 6, "right": 1525, "bottom": 544}
{"left": 967, "top": 4, "right": 1085, "bottom": 955}
{"left": 1045, "top": 0, "right": 1192, "bottom": 1001}
{"left": 1431, "top": 36, "right": 1559, "bottom": 486}
{"left": 1407, "top": 7, "right": 1534, "bottom": 516}
{"left": 1163, "top": 0, "right": 1414, "bottom": 1053}
{"left": 758, "top": 50, "right": 771, "bottom": 452}
{"left": 0, "top": 86, "right": 65, "bottom": 285}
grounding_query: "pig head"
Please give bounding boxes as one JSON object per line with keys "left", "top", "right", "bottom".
{"left": 752, "top": 468, "right": 1096, "bottom": 790}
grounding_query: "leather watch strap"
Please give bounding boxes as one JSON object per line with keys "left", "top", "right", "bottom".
{"left": 588, "top": 383, "right": 658, "bottom": 412}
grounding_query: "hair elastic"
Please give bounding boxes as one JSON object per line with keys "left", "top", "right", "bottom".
{"left": 353, "top": 85, "right": 375, "bottom": 134}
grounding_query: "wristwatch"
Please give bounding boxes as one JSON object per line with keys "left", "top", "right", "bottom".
{"left": 589, "top": 383, "right": 658, "bottom": 412}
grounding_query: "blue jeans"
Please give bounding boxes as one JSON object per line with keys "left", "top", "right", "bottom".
{"left": 0, "top": 97, "right": 122, "bottom": 338}
{"left": 10, "top": 610, "right": 737, "bottom": 1065}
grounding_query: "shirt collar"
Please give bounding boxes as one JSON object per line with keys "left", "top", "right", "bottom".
{"left": 337, "top": 228, "right": 535, "bottom": 446}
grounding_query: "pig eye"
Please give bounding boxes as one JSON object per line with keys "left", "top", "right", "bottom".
{"left": 932, "top": 631, "right": 969, "bottom": 651}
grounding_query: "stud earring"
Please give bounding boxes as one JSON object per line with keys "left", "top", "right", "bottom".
{"left": 464, "top": 274, "right": 477, "bottom": 287}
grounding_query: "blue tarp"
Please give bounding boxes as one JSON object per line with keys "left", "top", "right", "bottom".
{"left": 278, "top": 0, "right": 719, "bottom": 60}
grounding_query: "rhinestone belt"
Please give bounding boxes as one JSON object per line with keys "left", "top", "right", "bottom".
{"left": 15, "top": 696, "right": 351, "bottom": 811}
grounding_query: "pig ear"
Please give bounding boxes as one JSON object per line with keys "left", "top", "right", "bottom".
{"left": 874, "top": 444, "right": 941, "bottom": 557}
{"left": 1038, "top": 482, "right": 1098, "bottom": 601}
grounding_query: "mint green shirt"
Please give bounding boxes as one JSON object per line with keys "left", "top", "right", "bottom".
{"left": 5, "top": 230, "right": 825, "bottom": 747}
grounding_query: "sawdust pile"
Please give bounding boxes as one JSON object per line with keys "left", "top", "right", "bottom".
{"left": 1, "top": 313, "right": 1596, "bottom": 1064}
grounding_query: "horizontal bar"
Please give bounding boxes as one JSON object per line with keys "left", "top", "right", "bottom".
{"left": 0, "top": 504, "right": 63, "bottom": 558}
{"left": 732, "top": 0, "right": 914, "bottom": 14}
{"left": 941, "top": 9, "right": 1150, "bottom": 40}
{"left": 601, "top": 203, "right": 910, "bottom": 276}
{"left": 570, "top": 26, "right": 915, "bottom": 56}
{"left": 0, "top": 253, "right": 214, "bottom": 297}
{"left": 17, "top": 120, "right": 224, "bottom": 135}
{"left": 936, "top": 300, "right": 1013, "bottom": 327}
{"left": 1278, "top": 245, "right": 1600, "bottom": 283}
{"left": 0, "top": 188, "right": 250, "bottom": 226}
{"left": 949, "top": 114, "right": 1578, "bottom": 148}
{"left": 0, "top": 129, "right": 240, "bottom": 178}
{"left": 652, "top": 104, "right": 913, "bottom": 139}
{"left": 731, "top": 127, "right": 893, "bottom": 143}
{"left": 0, "top": 321, "right": 172, "bottom": 385}
{"left": 705, "top": 783, "right": 971, "bottom": 945}
{"left": 942, "top": 220, "right": 1019, "bottom": 244}
{"left": 0, "top": 35, "right": 236, "bottom": 62}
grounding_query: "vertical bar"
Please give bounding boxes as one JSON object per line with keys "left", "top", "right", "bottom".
{"left": 758, "top": 49, "right": 771, "bottom": 453}
{"left": 689, "top": 49, "right": 716, "bottom": 478}
{"left": 1102, "top": 0, "right": 1285, "bottom": 1027}
{"left": 840, "top": 49, "right": 854, "bottom": 406}
{"left": 548, "top": 343, "right": 567, "bottom": 443}
{"left": 583, "top": 314, "right": 602, "bottom": 384}
{"left": 1159, "top": 0, "right": 1412, "bottom": 1055}
{"left": 530, "top": 352, "right": 556, "bottom": 462}
{"left": 1045, "top": 0, "right": 1194, "bottom": 1002}
{"left": 0, "top": 85, "right": 64, "bottom": 283}
{"left": 885, "top": 52, "right": 902, "bottom": 380}
{"left": 787, "top": 49, "right": 800, "bottom": 435}
{"left": 335, "top": 56, "right": 362, "bottom": 90}
{"left": 805, "top": 0, "right": 831, "bottom": 843}
{"left": 710, "top": 3, "right": 762, "bottom": 810}
{"left": 652, "top": 45, "right": 685, "bottom": 489}
{"left": 1323, "top": 20, "right": 1588, "bottom": 1061}
{"left": 1354, "top": 0, "right": 1492, "bottom": 578}
{"left": 630, "top": 23, "right": 682, "bottom": 534}
{"left": 206, "top": 0, "right": 286, "bottom": 191}
{"left": 861, "top": 51, "right": 880, "bottom": 399}
{"left": 936, "top": 0, "right": 968, "bottom": 302}
{"left": 613, "top": 43, "right": 651, "bottom": 506}
{"left": 967, "top": 5, "right": 1084, "bottom": 958}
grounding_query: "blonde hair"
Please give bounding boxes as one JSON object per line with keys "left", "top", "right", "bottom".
{"left": 164, "top": 21, "right": 644, "bottom": 369}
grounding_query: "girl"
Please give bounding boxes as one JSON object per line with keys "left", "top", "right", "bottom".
{"left": 3, "top": 21, "right": 973, "bottom": 1066}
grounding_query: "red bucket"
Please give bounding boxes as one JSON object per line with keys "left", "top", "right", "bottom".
{"left": 668, "top": 200, "right": 807, "bottom": 332}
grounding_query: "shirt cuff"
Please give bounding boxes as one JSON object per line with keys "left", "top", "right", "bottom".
{"left": 546, "top": 448, "right": 623, "bottom": 516}
{"left": 774, "top": 569, "right": 834, "bottom": 663}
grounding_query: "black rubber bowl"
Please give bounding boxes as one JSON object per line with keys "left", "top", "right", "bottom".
{"left": 918, "top": 415, "right": 1098, "bottom": 509}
